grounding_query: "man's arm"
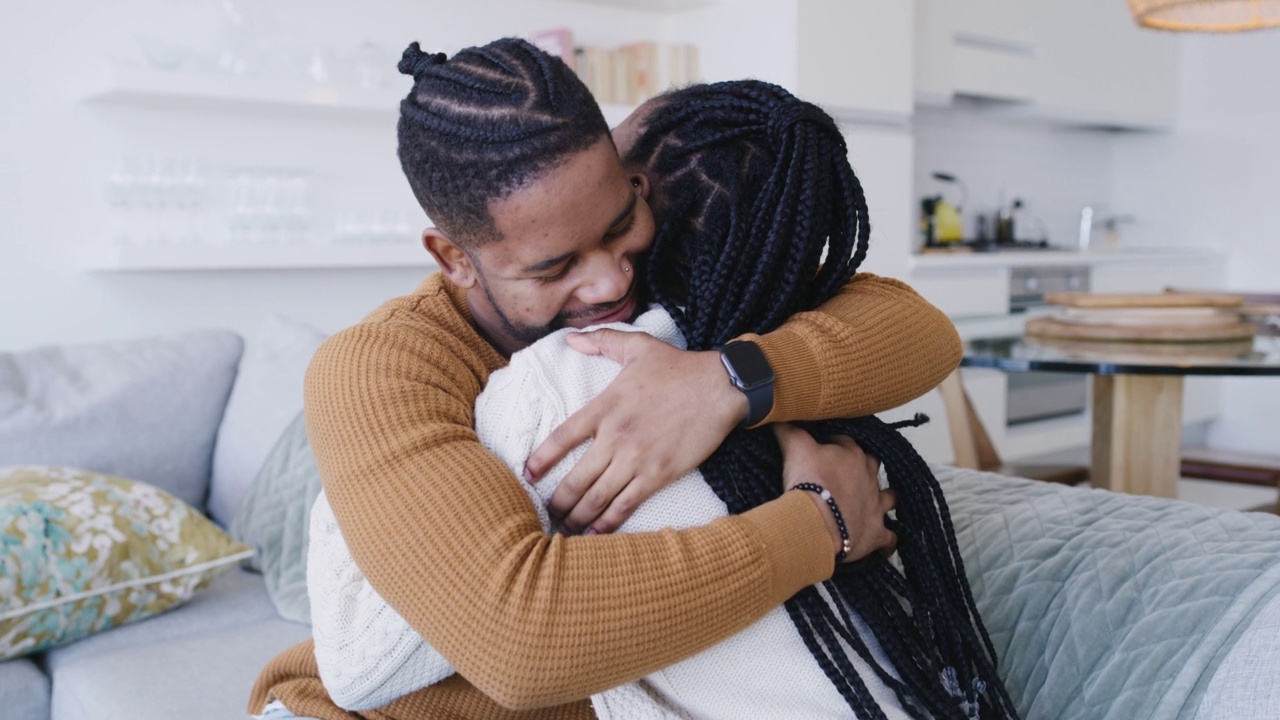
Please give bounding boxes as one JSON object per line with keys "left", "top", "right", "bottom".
{"left": 528, "top": 273, "right": 960, "bottom": 533}
{"left": 749, "top": 272, "right": 962, "bottom": 422}
{"left": 306, "top": 319, "right": 840, "bottom": 710}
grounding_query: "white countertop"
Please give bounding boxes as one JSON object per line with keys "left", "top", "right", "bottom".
{"left": 910, "top": 246, "right": 1227, "bottom": 272}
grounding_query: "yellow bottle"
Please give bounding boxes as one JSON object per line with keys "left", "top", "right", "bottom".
{"left": 933, "top": 200, "right": 963, "bottom": 243}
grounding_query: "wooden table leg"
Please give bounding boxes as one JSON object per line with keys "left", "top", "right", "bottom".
{"left": 1091, "top": 374, "right": 1185, "bottom": 498}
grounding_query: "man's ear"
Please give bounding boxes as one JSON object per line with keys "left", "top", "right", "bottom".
{"left": 423, "top": 228, "right": 477, "bottom": 288}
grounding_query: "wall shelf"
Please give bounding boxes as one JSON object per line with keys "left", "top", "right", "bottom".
{"left": 77, "top": 66, "right": 407, "bottom": 119}
{"left": 566, "top": 0, "right": 717, "bottom": 11}
{"left": 78, "top": 66, "right": 642, "bottom": 127}
{"left": 83, "top": 242, "right": 438, "bottom": 272}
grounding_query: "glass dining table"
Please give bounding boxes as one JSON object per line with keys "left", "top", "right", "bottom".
{"left": 961, "top": 333, "right": 1280, "bottom": 498}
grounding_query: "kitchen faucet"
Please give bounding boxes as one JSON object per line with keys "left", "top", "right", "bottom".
{"left": 1078, "top": 207, "right": 1135, "bottom": 250}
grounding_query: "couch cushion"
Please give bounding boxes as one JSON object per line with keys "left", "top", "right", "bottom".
{"left": 49, "top": 618, "right": 312, "bottom": 720}
{"left": 0, "top": 466, "right": 253, "bottom": 661}
{"left": 230, "top": 413, "right": 323, "bottom": 624}
{"left": 0, "top": 656, "right": 50, "bottom": 720}
{"left": 43, "top": 567, "right": 279, "bottom": 674}
{"left": 0, "top": 328, "right": 243, "bottom": 512}
{"left": 1194, "top": 590, "right": 1280, "bottom": 719}
{"left": 208, "top": 315, "right": 326, "bottom": 528}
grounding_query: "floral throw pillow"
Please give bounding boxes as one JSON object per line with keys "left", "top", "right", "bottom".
{"left": 0, "top": 466, "right": 253, "bottom": 660}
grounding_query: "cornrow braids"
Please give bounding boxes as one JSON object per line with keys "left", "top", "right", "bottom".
{"left": 395, "top": 38, "right": 609, "bottom": 247}
{"left": 627, "top": 80, "right": 1019, "bottom": 719}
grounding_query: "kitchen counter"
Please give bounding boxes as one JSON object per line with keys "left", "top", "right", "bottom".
{"left": 910, "top": 246, "right": 1226, "bottom": 271}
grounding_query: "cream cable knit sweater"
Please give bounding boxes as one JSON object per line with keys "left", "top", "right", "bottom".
{"left": 308, "top": 308, "right": 910, "bottom": 719}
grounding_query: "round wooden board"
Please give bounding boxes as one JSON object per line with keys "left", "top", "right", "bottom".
{"left": 1026, "top": 335, "right": 1256, "bottom": 362}
{"left": 1242, "top": 303, "right": 1280, "bottom": 318}
{"left": 1044, "top": 292, "right": 1244, "bottom": 309}
{"left": 1026, "top": 316, "right": 1257, "bottom": 342}
{"left": 1056, "top": 307, "right": 1242, "bottom": 328}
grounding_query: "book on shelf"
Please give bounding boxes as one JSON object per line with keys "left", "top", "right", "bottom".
{"left": 578, "top": 41, "right": 700, "bottom": 105}
{"left": 528, "top": 28, "right": 700, "bottom": 107}
{"left": 666, "top": 43, "right": 700, "bottom": 91}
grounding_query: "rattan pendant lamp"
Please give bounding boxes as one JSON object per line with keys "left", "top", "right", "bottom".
{"left": 1129, "top": 0, "right": 1280, "bottom": 32}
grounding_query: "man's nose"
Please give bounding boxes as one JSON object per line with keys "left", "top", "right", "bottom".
{"left": 578, "top": 252, "right": 631, "bottom": 305}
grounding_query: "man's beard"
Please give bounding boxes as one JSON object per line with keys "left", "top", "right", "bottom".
{"left": 477, "top": 260, "right": 649, "bottom": 347}
{"left": 480, "top": 278, "right": 565, "bottom": 346}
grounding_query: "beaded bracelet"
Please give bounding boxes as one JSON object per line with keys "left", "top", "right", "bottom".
{"left": 791, "top": 482, "right": 850, "bottom": 562}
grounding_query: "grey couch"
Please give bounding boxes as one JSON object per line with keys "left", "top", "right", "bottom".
{"left": 2, "top": 321, "right": 1278, "bottom": 720}
{"left": 0, "top": 318, "right": 324, "bottom": 720}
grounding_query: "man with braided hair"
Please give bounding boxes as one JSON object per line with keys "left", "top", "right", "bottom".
{"left": 296, "top": 79, "right": 1016, "bottom": 719}
{"left": 252, "top": 38, "right": 963, "bottom": 719}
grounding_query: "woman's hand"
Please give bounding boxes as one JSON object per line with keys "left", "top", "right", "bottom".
{"left": 774, "top": 423, "right": 897, "bottom": 563}
{"left": 523, "top": 328, "right": 746, "bottom": 535}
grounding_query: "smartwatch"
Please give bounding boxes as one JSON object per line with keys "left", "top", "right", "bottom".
{"left": 717, "top": 340, "right": 775, "bottom": 428}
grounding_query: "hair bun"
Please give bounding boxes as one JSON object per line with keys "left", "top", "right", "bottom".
{"left": 398, "top": 41, "right": 447, "bottom": 79}
{"left": 766, "top": 101, "right": 839, "bottom": 148}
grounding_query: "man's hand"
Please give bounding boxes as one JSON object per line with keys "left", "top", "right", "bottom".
{"left": 524, "top": 328, "right": 748, "bottom": 535}
{"left": 774, "top": 424, "right": 896, "bottom": 563}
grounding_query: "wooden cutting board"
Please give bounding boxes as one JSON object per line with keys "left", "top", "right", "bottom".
{"left": 1242, "top": 303, "right": 1280, "bottom": 318}
{"left": 1026, "top": 334, "right": 1256, "bottom": 361}
{"left": 1045, "top": 292, "right": 1244, "bottom": 309}
{"left": 1056, "top": 307, "right": 1242, "bottom": 328}
{"left": 1026, "top": 316, "right": 1257, "bottom": 342}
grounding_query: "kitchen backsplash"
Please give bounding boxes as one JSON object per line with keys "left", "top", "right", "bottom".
{"left": 913, "top": 102, "right": 1118, "bottom": 252}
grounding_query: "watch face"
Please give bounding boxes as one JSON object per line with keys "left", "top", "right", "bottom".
{"left": 722, "top": 341, "right": 775, "bottom": 390}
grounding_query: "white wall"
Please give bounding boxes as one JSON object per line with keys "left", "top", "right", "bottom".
{"left": 1112, "top": 32, "right": 1280, "bottom": 455}
{"left": 0, "top": 0, "right": 667, "bottom": 350}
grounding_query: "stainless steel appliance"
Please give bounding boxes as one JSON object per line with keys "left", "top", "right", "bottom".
{"left": 1009, "top": 265, "right": 1091, "bottom": 311}
{"left": 1005, "top": 265, "right": 1091, "bottom": 425}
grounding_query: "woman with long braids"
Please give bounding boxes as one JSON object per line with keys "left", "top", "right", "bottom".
{"left": 614, "top": 81, "right": 1020, "bottom": 719}
{"left": 301, "top": 70, "right": 1018, "bottom": 718}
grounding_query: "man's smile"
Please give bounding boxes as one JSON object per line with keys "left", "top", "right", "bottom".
{"left": 570, "top": 280, "right": 639, "bottom": 327}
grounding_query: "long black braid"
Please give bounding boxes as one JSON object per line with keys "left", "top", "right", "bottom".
{"left": 626, "top": 80, "right": 1019, "bottom": 719}
{"left": 395, "top": 38, "right": 608, "bottom": 248}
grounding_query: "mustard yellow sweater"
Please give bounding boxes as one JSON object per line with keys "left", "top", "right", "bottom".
{"left": 250, "top": 272, "right": 961, "bottom": 719}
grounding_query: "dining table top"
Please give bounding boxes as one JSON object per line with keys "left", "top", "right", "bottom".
{"left": 961, "top": 333, "right": 1280, "bottom": 376}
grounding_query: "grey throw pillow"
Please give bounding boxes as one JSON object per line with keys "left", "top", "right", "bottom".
{"left": 0, "top": 329, "right": 243, "bottom": 513}
{"left": 208, "top": 314, "right": 327, "bottom": 528}
{"left": 230, "top": 412, "right": 323, "bottom": 624}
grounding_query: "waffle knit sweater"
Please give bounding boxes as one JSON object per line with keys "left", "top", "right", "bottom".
{"left": 249, "top": 271, "right": 962, "bottom": 719}
{"left": 306, "top": 308, "right": 911, "bottom": 718}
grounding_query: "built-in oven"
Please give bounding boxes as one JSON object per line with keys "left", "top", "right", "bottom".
{"left": 1004, "top": 265, "right": 1091, "bottom": 425}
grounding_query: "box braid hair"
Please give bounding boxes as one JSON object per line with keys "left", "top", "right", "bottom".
{"left": 624, "top": 81, "right": 1019, "bottom": 720}
{"left": 395, "top": 38, "right": 609, "bottom": 248}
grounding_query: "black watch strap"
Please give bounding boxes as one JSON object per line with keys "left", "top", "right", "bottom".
{"left": 717, "top": 341, "right": 775, "bottom": 428}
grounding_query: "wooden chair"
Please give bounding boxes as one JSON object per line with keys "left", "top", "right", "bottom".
{"left": 937, "top": 369, "right": 1089, "bottom": 485}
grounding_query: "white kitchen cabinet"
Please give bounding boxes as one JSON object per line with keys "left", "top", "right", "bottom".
{"left": 917, "top": 0, "right": 1179, "bottom": 129}
{"left": 795, "top": 0, "right": 913, "bottom": 121}
{"left": 909, "top": 264, "right": 1010, "bottom": 318}
{"left": 1029, "top": 0, "right": 1180, "bottom": 129}
{"left": 843, "top": 125, "right": 915, "bottom": 280}
{"left": 674, "top": 0, "right": 914, "bottom": 123}
{"left": 916, "top": 0, "right": 1037, "bottom": 105}
{"left": 661, "top": 0, "right": 916, "bottom": 277}
{"left": 1090, "top": 253, "right": 1226, "bottom": 294}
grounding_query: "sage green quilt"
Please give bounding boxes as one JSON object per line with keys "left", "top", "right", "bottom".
{"left": 225, "top": 416, "right": 1280, "bottom": 718}
{"left": 937, "top": 466, "right": 1280, "bottom": 720}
